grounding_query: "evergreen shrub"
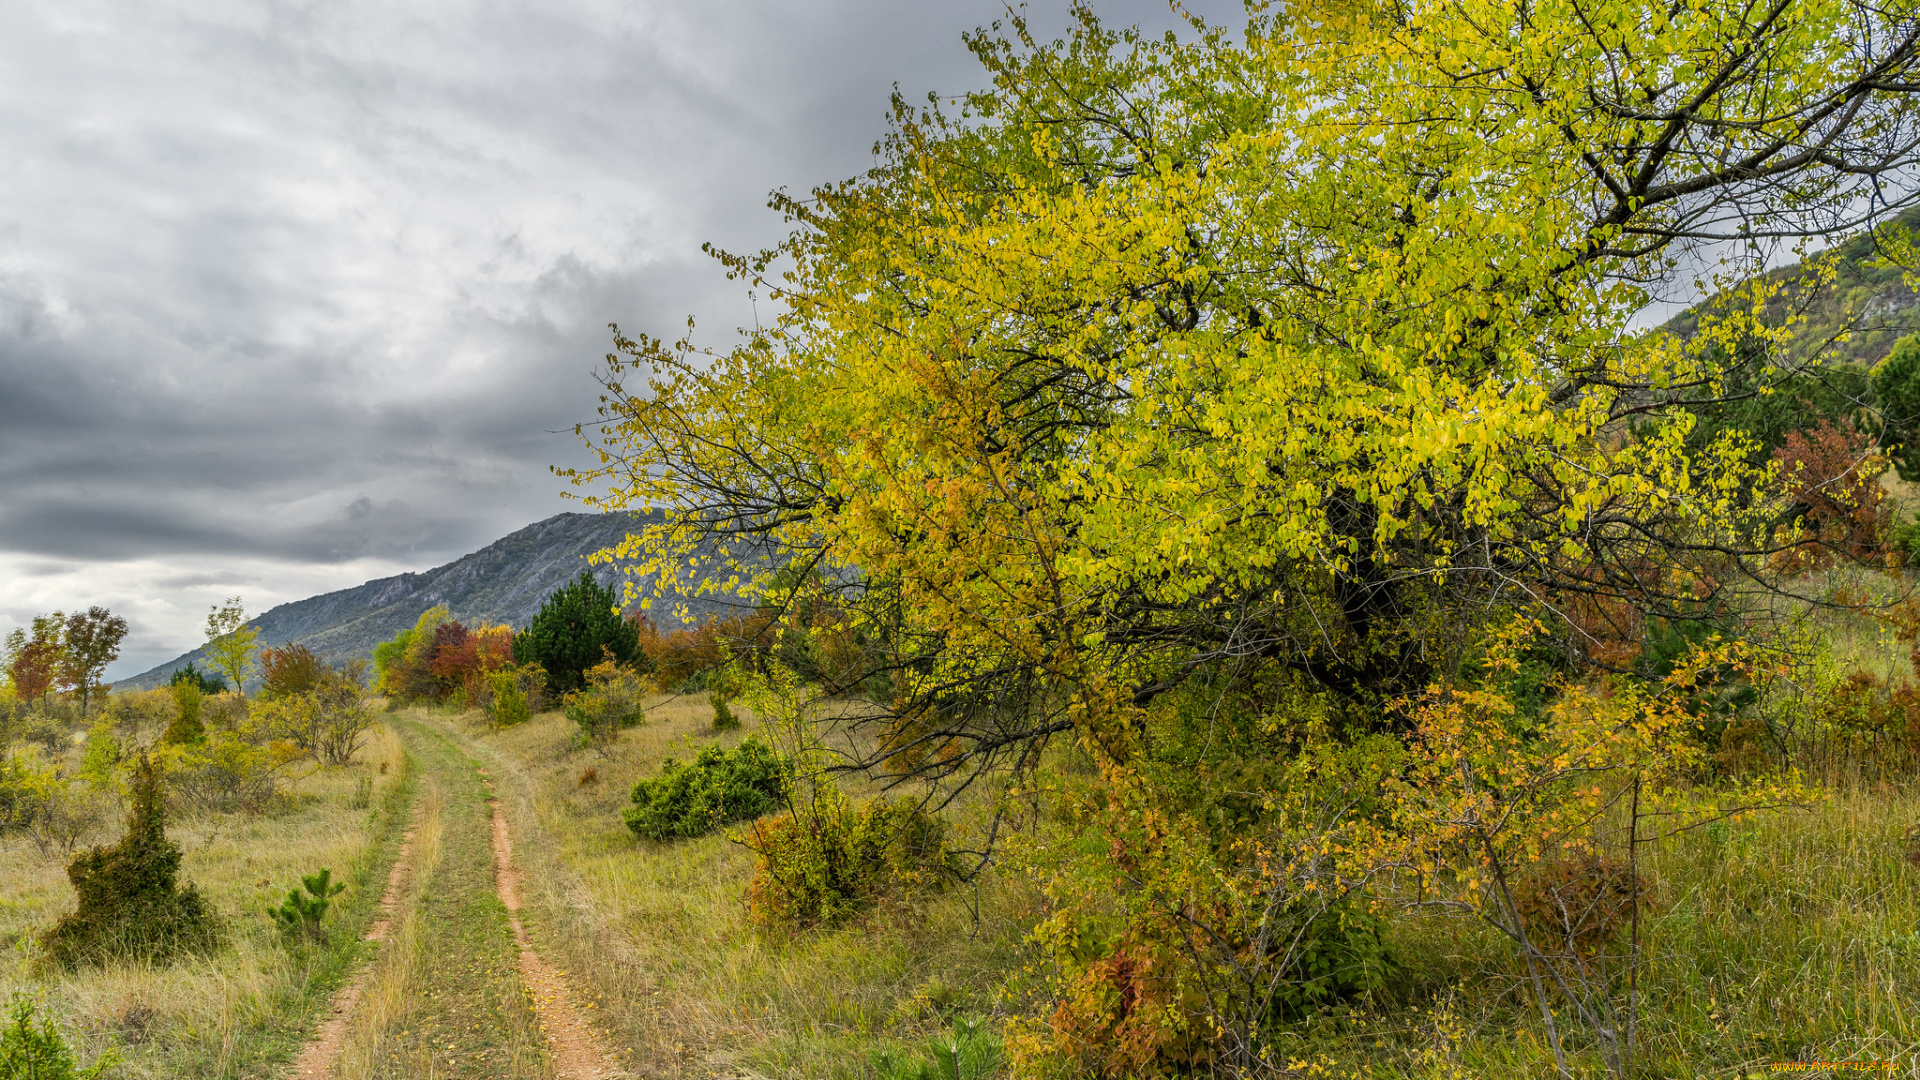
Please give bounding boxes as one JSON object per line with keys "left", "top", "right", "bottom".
{"left": 41, "top": 754, "right": 219, "bottom": 968}
{"left": 624, "top": 736, "right": 788, "bottom": 841}
{"left": 167, "top": 662, "right": 226, "bottom": 694}
{"left": 0, "top": 996, "right": 117, "bottom": 1079}
{"left": 512, "top": 572, "right": 640, "bottom": 694}
{"left": 267, "top": 868, "right": 346, "bottom": 941}
{"left": 871, "top": 1017, "right": 1001, "bottom": 1080}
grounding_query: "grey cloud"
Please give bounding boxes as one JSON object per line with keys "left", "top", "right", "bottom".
{"left": 0, "top": 0, "right": 1241, "bottom": 670}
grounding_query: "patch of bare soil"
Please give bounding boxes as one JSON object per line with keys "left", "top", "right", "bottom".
{"left": 486, "top": 782, "right": 626, "bottom": 1080}
{"left": 288, "top": 803, "right": 422, "bottom": 1079}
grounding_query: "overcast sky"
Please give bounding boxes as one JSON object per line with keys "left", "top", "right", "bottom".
{"left": 0, "top": 0, "right": 1241, "bottom": 679}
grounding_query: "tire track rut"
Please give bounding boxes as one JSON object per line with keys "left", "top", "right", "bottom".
{"left": 289, "top": 800, "right": 423, "bottom": 1079}
{"left": 481, "top": 770, "right": 625, "bottom": 1080}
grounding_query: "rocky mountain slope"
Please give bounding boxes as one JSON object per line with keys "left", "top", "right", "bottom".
{"left": 1659, "top": 208, "right": 1920, "bottom": 368}
{"left": 118, "top": 511, "right": 743, "bottom": 690}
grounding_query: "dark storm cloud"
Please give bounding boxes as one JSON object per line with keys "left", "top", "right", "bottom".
{"left": 0, "top": 0, "right": 1241, "bottom": 674}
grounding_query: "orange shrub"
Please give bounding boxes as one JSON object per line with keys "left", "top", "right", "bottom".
{"left": 631, "top": 612, "right": 774, "bottom": 691}
{"left": 1770, "top": 420, "right": 1893, "bottom": 573}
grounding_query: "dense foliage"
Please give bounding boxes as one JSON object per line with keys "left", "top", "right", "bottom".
{"left": 512, "top": 572, "right": 640, "bottom": 694}
{"left": 623, "top": 736, "right": 789, "bottom": 841}
{"left": 564, "top": 1, "right": 1920, "bottom": 1074}
{"left": 259, "top": 642, "right": 326, "bottom": 698}
{"left": 167, "top": 662, "right": 227, "bottom": 694}
{"left": 372, "top": 606, "right": 521, "bottom": 706}
{"left": 562, "top": 659, "right": 649, "bottom": 746}
{"left": 743, "top": 785, "right": 959, "bottom": 927}
{"left": 42, "top": 754, "right": 218, "bottom": 968}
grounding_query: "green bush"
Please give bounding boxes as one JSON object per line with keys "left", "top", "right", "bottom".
{"left": 153, "top": 731, "right": 280, "bottom": 815}
{"left": 0, "top": 996, "right": 117, "bottom": 1079}
{"left": 76, "top": 723, "right": 122, "bottom": 787}
{"left": 0, "top": 752, "right": 40, "bottom": 833}
{"left": 623, "top": 737, "right": 789, "bottom": 841}
{"left": 743, "top": 783, "right": 961, "bottom": 926}
{"left": 477, "top": 667, "right": 534, "bottom": 727}
{"left": 160, "top": 681, "right": 204, "bottom": 746}
{"left": 563, "top": 661, "right": 648, "bottom": 746}
{"left": 41, "top": 754, "right": 219, "bottom": 968}
{"left": 1267, "top": 897, "right": 1395, "bottom": 1021}
{"left": 249, "top": 676, "right": 375, "bottom": 766}
{"left": 0, "top": 750, "right": 112, "bottom": 857}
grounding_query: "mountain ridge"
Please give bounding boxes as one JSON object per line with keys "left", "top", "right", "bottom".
{"left": 116, "top": 510, "right": 741, "bottom": 691}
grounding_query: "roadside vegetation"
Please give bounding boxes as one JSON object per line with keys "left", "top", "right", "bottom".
{"left": 0, "top": 599, "right": 409, "bottom": 1078}
{"left": 544, "top": 3, "right": 1920, "bottom": 1078}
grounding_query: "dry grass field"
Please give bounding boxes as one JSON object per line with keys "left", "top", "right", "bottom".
{"left": 0, "top": 722, "right": 411, "bottom": 1079}
{"left": 431, "top": 684, "right": 1920, "bottom": 1080}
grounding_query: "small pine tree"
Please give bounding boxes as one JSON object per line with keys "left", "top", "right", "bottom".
{"left": 268, "top": 868, "right": 346, "bottom": 940}
{"left": 511, "top": 572, "right": 641, "bottom": 694}
{"left": 167, "top": 662, "right": 227, "bottom": 694}
{"left": 0, "top": 996, "right": 118, "bottom": 1080}
{"left": 42, "top": 754, "right": 219, "bottom": 968}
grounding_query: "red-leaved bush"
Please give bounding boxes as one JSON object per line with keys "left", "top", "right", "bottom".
{"left": 1770, "top": 420, "right": 1893, "bottom": 573}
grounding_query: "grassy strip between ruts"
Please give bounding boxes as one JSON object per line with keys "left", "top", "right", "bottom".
{"left": 330, "top": 715, "right": 551, "bottom": 1080}
{"left": 0, "top": 722, "right": 416, "bottom": 1079}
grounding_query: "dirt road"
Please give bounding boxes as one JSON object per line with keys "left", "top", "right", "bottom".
{"left": 288, "top": 717, "right": 626, "bottom": 1079}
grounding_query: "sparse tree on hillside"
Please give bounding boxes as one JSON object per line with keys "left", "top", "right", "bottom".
{"left": 203, "top": 598, "right": 258, "bottom": 697}
{"left": 59, "top": 607, "right": 129, "bottom": 716}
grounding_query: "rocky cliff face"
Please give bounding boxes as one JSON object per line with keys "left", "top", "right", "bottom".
{"left": 117, "top": 511, "right": 747, "bottom": 690}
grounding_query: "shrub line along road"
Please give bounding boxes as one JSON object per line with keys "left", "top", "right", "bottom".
{"left": 289, "top": 714, "right": 626, "bottom": 1079}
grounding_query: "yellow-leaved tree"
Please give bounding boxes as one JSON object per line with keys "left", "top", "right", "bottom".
{"left": 203, "top": 597, "right": 259, "bottom": 699}
{"left": 567, "top": 2, "right": 1920, "bottom": 1074}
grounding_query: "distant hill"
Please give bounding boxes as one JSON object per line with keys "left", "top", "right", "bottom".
{"left": 1659, "top": 207, "right": 1920, "bottom": 368}
{"left": 117, "top": 511, "right": 746, "bottom": 691}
